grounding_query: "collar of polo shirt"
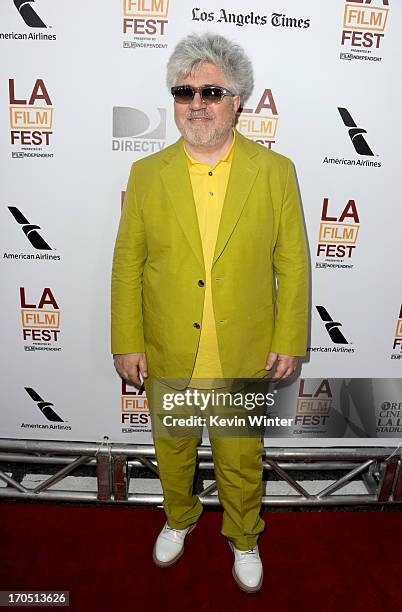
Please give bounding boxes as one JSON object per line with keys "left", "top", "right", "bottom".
{"left": 183, "top": 127, "right": 236, "bottom": 169}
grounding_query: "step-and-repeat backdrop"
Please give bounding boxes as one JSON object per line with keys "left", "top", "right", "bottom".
{"left": 1, "top": 0, "right": 401, "bottom": 446}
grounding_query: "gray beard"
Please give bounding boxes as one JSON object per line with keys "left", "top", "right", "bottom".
{"left": 178, "top": 116, "right": 234, "bottom": 146}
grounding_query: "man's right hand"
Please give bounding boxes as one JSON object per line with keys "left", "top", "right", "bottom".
{"left": 113, "top": 352, "right": 148, "bottom": 388}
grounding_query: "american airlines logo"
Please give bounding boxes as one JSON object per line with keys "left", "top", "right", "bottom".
{"left": 8, "top": 207, "right": 52, "bottom": 250}
{"left": 316, "top": 306, "right": 349, "bottom": 345}
{"left": 323, "top": 107, "right": 380, "bottom": 168}
{"left": 338, "top": 107, "right": 374, "bottom": 156}
{"left": 25, "top": 387, "right": 63, "bottom": 422}
{"left": 14, "top": 0, "right": 46, "bottom": 28}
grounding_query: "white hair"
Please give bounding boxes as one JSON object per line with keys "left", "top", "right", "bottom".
{"left": 166, "top": 32, "right": 254, "bottom": 106}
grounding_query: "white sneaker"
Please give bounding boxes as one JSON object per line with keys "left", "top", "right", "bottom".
{"left": 228, "top": 541, "right": 263, "bottom": 593}
{"left": 152, "top": 522, "right": 196, "bottom": 567}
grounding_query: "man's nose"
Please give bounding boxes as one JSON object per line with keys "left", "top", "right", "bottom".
{"left": 189, "top": 91, "right": 206, "bottom": 110}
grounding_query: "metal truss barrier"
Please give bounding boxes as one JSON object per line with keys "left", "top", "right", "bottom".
{"left": 0, "top": 438, "right": 401, "bottom": 506}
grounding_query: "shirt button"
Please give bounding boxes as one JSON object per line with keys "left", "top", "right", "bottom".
{"left": 198, "top": 280, "right": 205, "bottom": 287}
{"left": 193, "top": 322, "right": 200, "bottom": 329}
{"left": 208, "top": 171, "right": 213, "bottom": 176}
{"left": 208, "top": 191, "right": 214, "bottom": 196}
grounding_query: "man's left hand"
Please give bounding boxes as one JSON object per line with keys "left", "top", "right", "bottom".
{"left": 265, "top": 352, "right": 299, "bottom": 380}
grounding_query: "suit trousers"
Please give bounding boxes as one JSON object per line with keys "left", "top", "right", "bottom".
{"left": 144, "top": 377, "right": 266, "bottom": 551}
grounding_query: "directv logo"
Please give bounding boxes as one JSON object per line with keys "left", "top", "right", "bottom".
{"left": 112, "top": 106, "right": 166, "bottom": 153}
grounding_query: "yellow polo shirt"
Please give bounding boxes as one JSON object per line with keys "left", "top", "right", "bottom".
{"left": 184, "top": 129, "right": 236, "bottom": 389}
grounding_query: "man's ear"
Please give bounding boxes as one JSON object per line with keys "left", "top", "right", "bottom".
{"left": 233, "top": 95, "right": 241, "bottom": 114}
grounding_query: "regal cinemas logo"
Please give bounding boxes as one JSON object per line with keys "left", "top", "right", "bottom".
{"left": 377, "top": 399, "right": 402, "bottom": 433}
{"left": 340, "top": 0, "right": 390, "bottom": 62}
{"left": 293, "top": 380, "right": 332, "bottom": 433}
{"left": 9, "top": 78, "right": 54, "bottom": 158}
{"left": 391, "top": 304, "right": 402, "bottom": 359}
{"left": 112, "top": 106, "right": 166, "bottom": 153}
{"left": 20, "top": 287, "right": 61, "bottom": 351}
{"left": 122, "top": 0, "right": 169, "bottom": 49}
{"left": 121, "top": 380, "right": 150, "bottom": 432}
{"left": 237, "top": 89, "right": 278, "bottom": 149}
{"left": 316, "top": 198, "right": 360, "bottom": 270}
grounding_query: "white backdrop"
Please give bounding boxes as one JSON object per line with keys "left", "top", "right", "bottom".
{"left": 1, "top": 0, "right": 401, "bottom": 446}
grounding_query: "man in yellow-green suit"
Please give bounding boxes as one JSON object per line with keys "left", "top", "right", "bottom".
{"left": 111, "top": 33, "right": 309, "bottom": 594}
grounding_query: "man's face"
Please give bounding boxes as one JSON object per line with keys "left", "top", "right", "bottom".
{"left": 173, "top": 62, "right": 241, "bottom": 146}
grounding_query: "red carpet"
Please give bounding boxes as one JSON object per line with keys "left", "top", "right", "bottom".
{"left": 1, "top": 503, "right": 401, "bottom": 611}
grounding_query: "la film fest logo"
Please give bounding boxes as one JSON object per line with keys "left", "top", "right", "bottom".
{"left": 4, "top": 206, "right": 61, "bottom": 262}
{"left": 308, "top": 306, "right": 355, "bottom": 354}
{"left": 340, "top": 0, "right": 390, "bottom": 62}
{"left": 316, "top": 198, "right": 360, "bottom": 270}
{"left": 9, "top": 78, "right": 54, "bottom": 158}
{"left": 112, "top": 106, "right": 166, "bottom": 153}
{"left": 293, "top": 380, "right": 333, "bottom": 435}
{"left": 20, "top": 287, "right": 61, "bottom": 352}
{"left": 391, "top": 304, "right": 402, "bottom": 359}
{"left": 323, "top": 107, "right": 381, "bottom": 169}
{"left": 191, "top": 8, "right": 310, "bottom": 29}
{"left": 121, "top": 380, "right": 151, "bottom": 432}
{"left": 122, "top": 0, "right": 169, "bottom": 49}
{"left": 23, "top": 387, "right": 71, "bottom": 431}
{"left": 237, "top": 90, "right": 279, "bottom": 149}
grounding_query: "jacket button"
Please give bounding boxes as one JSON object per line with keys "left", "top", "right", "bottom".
{"left": 198, "top": 279, "right": 205, "bottom": 287}
{"left": 193, "top": 322, "right": 200, "bottom": 329}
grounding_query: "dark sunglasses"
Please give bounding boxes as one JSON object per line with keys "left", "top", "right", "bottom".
{"left": 171, "top": 85, "right": 235, "bottom": 105}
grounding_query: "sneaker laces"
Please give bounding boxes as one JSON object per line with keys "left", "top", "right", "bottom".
{"left": 237, "top": 546, "right": 259, "bottom": 560}
{"left": 166, "top": 525, "right": 183, "bottom": 533}
{"left": 242, "top": 547, "right": 257, "bottom": 555}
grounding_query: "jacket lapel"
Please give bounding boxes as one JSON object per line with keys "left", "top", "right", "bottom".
{"left": 160, "top": 139, "right": 205, "bottom": 271}
{"left": 212, "top": 132, "right": 259, "bottom": 267}
{"left": 159, "top": 131, "right": 259, "bottom": 272}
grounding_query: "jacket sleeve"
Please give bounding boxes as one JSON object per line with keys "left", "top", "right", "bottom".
{"left": 111, "top": 163, "right": 148, "bottom": 354}
{"left": 270, "top": 159, "right": 309, "bottom": 356}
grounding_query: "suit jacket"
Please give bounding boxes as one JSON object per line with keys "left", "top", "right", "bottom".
{"left": 111, "top": 130, "right": 309, "bottom": 386}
